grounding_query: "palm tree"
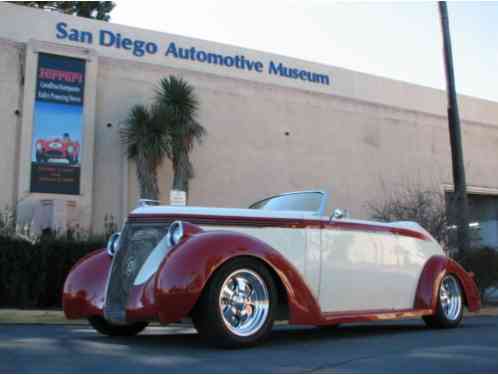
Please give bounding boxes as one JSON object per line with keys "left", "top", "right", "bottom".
{"left": 120, "top": 104, "right": 168, "bottom": 200}
{"left": 121, "top": 76, "right": 206, "bottom": 203}
{"left": 155, "top": 76, "right": 206, "bottom": 196}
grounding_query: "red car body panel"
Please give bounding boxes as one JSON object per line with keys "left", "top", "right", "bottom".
{"left": 414, "top": 255, "right": 480, "bottom": 312}
{"left": 63, "top": 249, "right": 109, "bottom": 319}
{"left": 63, "top": 216, "right": 481, "bottom": 325}
{"left": 154, "top": 231, "right": 323, "bottom": 325}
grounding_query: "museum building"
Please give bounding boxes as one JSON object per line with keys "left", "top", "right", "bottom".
{"left": 1, "top": 3, "right": 498, "bottom": 249}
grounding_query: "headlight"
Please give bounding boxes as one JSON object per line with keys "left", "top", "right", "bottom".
{"left": 167, "top": 221, "right": 184, "bottom": 247}
{"left": 67, "top": 145, "right": 74, "bottom": 153}
{"left": 106, "top": 232, "right": 121, "bottom": 256}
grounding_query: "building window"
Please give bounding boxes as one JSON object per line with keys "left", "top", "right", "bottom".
{"left": 446, "top": 193, "right": 498, "bottom": 250}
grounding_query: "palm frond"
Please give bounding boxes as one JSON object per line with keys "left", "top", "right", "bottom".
{"left": 155, "top": 76, "right": 199, "bottom": 125}
{"left": 120, "top": 104, "right": 169, "bottom": 167}
{"left": 154, "top": 75, "right": 207, "bottom": 156}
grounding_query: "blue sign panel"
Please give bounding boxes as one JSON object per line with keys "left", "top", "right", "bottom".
{"left": 30, "top": 53, "right": 85, "bottom": 195}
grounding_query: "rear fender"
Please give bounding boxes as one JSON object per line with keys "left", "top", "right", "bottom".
{"left": 415, "top": 255, "right": 480, "bottom": 312}
{"left": 154, "top": 230, "right": 322, "bottom": 325}
{"left": 447, "top": 258, "right": 481, "bottom": 311}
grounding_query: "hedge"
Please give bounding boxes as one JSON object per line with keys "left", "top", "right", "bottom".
{"left": 0, "top": 235, "right": 105, "bottom": 308}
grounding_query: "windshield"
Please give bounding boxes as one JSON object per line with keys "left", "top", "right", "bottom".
{"left": 249, "top": 191, "right": 326, "bottom": 215}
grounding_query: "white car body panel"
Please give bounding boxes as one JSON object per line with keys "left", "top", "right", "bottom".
{"left": 319, "top": 228, "right": 442, "bottom": 312}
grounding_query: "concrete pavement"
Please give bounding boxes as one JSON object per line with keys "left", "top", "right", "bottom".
{"left": 0, "top": 316, "right": 497, "bottom": 373}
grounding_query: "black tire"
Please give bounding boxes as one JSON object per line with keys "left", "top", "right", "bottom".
{"left": 423, "top": 274, "right": 463, "bottom": 329}
{"left": 317, "top": 324, "right": 340, "bottom": 330}
{"left": 88, "top": 316, "right": 148, "bottom": 337}
{"left": 192, "top": 257, "right": 277, "bottom": 348}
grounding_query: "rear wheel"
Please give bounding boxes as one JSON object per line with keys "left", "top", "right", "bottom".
{"left": 88, "top": 316, "right": 148, "bottom": 336}
{"left": 423, "top": 274, "right": 463, "bottom": 329}
{"left": 192, "top": 258, "right": 277, "bottom": 348}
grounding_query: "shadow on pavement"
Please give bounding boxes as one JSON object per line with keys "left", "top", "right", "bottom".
{"left": 74, "top": 320, "right": 453, "bottom": 350}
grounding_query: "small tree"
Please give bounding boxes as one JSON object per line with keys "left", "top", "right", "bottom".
{"left": 121, "top": 76, "right": 206, "bottom": 202}
{"left": 155, "top": 76, "right": 206, "bottom": 195}
{"left": 120, "top": 104, "right": 168, "bottom": 200}
{"left": 367, "top": 185, "right": 449, "bottom": 249}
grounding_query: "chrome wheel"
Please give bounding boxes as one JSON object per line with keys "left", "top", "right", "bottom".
{"left": 218, "top": 269, "right": 270, "bottom": 337}
{"left": 439, "top": 274, "right": 462, "bottom": 321}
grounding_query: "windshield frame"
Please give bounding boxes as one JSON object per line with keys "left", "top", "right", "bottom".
{"left": 248, "top": 190, "right": 329, "bottom": 217}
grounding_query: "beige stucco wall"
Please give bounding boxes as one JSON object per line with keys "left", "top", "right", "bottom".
{"left": 0, "top": 3, "right": 497, "bottom": 233}
{"left": 91, "top": 57, "right": 498, "bottom": 230}
{"left": 0, "top": 39, "right": 23, "bottom": 210}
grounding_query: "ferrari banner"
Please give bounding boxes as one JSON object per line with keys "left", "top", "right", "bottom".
{"left": 30, "top": 53, "right": 85, "bottom": 195}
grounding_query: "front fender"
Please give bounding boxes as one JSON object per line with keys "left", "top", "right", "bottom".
{"left": 63, "top": 249, "right": 110, "bottom": 319}
{"left": 154, "top": 230, "right": 322, "bottom": 325}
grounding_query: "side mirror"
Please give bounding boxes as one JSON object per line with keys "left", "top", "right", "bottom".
{"left": 106, "top": 232, "right": 121, "bottom": 257}
{"left": 331, "top": 208, "right": 348, "bottom": 221}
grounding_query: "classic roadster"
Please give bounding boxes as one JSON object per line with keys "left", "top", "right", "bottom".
{"left": 63, "top": 191, "right": 480, "bottom": 348}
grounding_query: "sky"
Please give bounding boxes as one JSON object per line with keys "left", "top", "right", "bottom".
{"left": 111, "top": 1, "right": 498, "bottom": 102}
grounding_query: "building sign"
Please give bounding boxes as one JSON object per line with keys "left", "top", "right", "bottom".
{"left": 169, "top": 190, "right": 187, "bottom": 206}
{"left": 55, "top": 22, "right": 331, "bottom": 86}
{"left": 30, "top": 53, "right": 85, "bottom": 195}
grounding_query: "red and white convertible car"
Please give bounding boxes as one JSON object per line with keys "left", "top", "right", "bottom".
{"left": 63, "top": 191, "right": 480, "bottom": 347}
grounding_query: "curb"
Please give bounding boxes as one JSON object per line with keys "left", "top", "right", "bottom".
{"left": 1, "top": 307, "right": 497, "bottom": 325}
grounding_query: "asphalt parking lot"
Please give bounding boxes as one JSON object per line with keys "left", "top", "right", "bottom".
{"left": 1, "top": 316, "right": 497, "bottom": 373}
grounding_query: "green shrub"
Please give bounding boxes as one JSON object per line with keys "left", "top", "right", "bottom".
{"left": 0, "top": 235, "right": 105, "bottom": 308}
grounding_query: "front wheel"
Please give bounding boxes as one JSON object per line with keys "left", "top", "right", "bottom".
{"left": 423, "top": 274, "right": 463, "bottom": 329}
{"left": 192, "top": 258, "right": 277, "bottom": 348}
{"left": 88, "top": 316, "right": 148, "bottom": 336}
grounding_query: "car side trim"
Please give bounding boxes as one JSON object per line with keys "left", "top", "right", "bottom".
{"left": 129, "top": 214, "right": 430, "bottom": 241}
{"left": 320, "top": 308, "right": 433, "bottom": 325}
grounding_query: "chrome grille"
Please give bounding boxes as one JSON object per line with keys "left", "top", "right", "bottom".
{"left": 104, "top": 222, "right": 170, "bottom": 324}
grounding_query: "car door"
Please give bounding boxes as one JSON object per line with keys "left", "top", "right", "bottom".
{"left": 318, "top": 222, "right": 406, "bottom": 313}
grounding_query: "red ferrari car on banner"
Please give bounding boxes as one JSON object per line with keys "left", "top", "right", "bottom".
{"left": 35, "top": 133, "right": 80, "bottom": 165}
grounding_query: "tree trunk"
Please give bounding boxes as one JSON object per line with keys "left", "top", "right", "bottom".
{"left": 172, "top": 148, "right": 192, "bottom": 195}
{"left": 135, "top": 154, "right": 159, "bottom": 200}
